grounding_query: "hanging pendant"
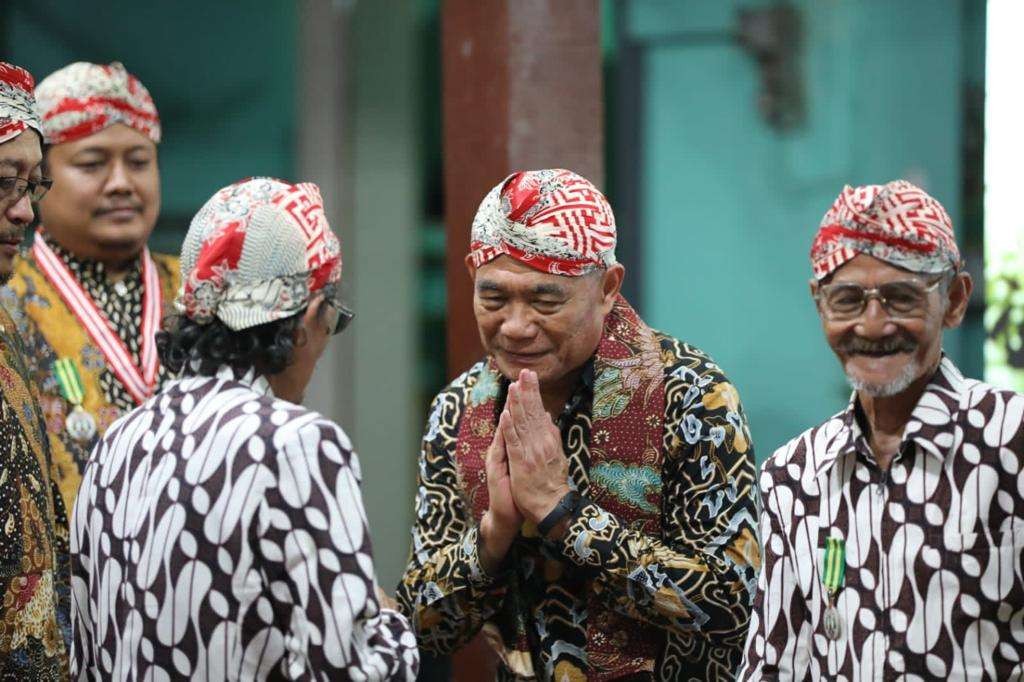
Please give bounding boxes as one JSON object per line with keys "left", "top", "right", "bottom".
{"left": 823, "top": 604, "right": 843, "bottom": 641}
{"left": 65, "top": 405, "right": 97, "bottom": 443}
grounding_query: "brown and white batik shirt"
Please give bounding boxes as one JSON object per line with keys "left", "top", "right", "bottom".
{"left": 739, "top": 356, "right": 1024, "bottom": 680}
{"left": 69, "top": 365, "right": 418, "bottom": 681}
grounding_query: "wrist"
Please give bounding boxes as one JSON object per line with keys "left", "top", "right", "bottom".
{"left": 528, "top": 484, "right": 573, "bottom": 524}
{"left": 479, "top": 512, "right": 517, "bottom": 574}
{"left": 535, "top": 488, "right": 580, "bottom": 538}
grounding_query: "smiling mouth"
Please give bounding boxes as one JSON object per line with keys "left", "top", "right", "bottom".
{"left": 851, "top": 349, "right": 913, "bottom": 358}
{"left": 502, "top": 350, "right": 547, "bottom": 362}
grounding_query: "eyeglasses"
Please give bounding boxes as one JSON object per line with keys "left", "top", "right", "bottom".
{"left": 815, "top": 278, "right": 944, "bottom": 321}
{"left": 322, "top": 300, "right": 355, "bottom": 336}
{"left": 0, "top": 176, "right": 53, "bottom": 204}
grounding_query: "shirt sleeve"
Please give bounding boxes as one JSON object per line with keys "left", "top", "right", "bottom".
{"left": 258, "top": 419, "right": 419, "bottom": 681}
{"left": 69, "top": 450, "right": 97, "bottom": 682}
{"left": 737, "top": 471, "right": 810, "bottom": 680}
{"left": 551, "top": 367, "right": 761, "bottom": 674}
{"left": 395, "top": 393, "right": 509, "bottom": 655}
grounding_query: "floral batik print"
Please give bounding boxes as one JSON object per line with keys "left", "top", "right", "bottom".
{"left": 0, "top": 303, "right": 68, "bottom": 679}
{"left": 740, "top": 356, "right": 1024, "bottom": 680}
{"left": 398, "top": 296, "right": 760, "bottom": 681}
{"left": 70, "top": 365, "right": 418, "bottom": 681}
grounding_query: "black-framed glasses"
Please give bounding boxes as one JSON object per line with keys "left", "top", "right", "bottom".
{"left": 0, "top": 176, "right": 53, "bottom": 204}
{"left": 322, "top": 300, "right": 355, "bottom": 336}
{"left": 815, "top": 277, "right": 944, "bottom": 321}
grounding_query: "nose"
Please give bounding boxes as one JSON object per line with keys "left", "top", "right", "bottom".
{"left": 499, "top": 303, "right": 538, "bottom": 342}
{"left": 854, "top": 298, "right": 897, "bottom": 338}
{"left": 104, "top": 158, "right": 133, "bottom": 195}
{"left": 5, "top": 192, "right": 34, "bottom": 227}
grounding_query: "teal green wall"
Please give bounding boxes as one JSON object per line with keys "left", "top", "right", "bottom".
{"left": 5, "top": 0, "right": 297, "bottom": 252}
{"left": 626, "top": 0, "right": 977, "bottom": 458}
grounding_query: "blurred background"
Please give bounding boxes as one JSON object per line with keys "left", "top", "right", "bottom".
{"left": 5, "top": 0, "right": 1021, "bottom": 677}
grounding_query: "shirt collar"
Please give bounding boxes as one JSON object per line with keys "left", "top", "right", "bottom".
{"left": 808, "top": 354, "right": 965, "bottom": 483}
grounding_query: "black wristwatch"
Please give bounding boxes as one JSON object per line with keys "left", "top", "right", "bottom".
{"left": 537, "top": 490, "right": 581, "bottom": 537}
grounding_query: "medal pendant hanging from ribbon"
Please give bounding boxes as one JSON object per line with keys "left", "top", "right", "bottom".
{"left": 54, "top": 357, "right": 97, "bottom": 442}
{"left": 33, "top": 231, "right": 162, "bottom": 405}
{"left": 821, "top": 536, "right": 846, "bottom": 641}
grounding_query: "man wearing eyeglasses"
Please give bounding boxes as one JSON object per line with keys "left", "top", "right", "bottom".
{"left": 69, "top": 177, "right": 417, "bottom": 680}
{"left": 0, "top": 61, "right": 69, "bottom": 680}
{"left": 740, "top": 180, "right": 1024, "bottom": 679}
{"left": 2, "top": 62, "right": 180, "bottom": 526}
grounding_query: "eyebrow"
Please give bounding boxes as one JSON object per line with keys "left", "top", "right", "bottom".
{"left": 476, "top": 280, "right": 567, "bottom": 297}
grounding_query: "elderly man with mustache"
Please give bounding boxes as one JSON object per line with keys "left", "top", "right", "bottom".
{"left": 3, "top": 62, "right": 179, "bottom": 522}
{"left": 739, "top": 180, "right": 1024, "bottom": 679}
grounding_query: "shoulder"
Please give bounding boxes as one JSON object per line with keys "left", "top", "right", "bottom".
{"left": 420, "top": 358, "right": 493, "bottom": 447}
{"left": 759, "top": 411, "right": 848, "bottom": 484}
{"left": 150, "top": 251, "right": 181, "bottom": 288}
{"left": 656, "top": 332, "right": 743, "bottom": 415}
{"left": 6, "top": 251, "right": 43, "bottom": 297}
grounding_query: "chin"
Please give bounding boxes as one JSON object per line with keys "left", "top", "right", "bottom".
{"left": 845, "top": 355, "right": 922, "bottom": 398}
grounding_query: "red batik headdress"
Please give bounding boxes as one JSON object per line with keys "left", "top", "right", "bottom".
{"left": 176, "top": 177, "right": 342, "bottom": 331}
{"left": 35, "top": 61, "right": 160, "bottom": 145}
{"left": 811, "top": 180, "right": 961, "bottom": 279}
{"left": 0, "top": 62, "right": 41, "bottom": 145}
{"left": 469, "top": 169, "right": 617, "bottom": 276}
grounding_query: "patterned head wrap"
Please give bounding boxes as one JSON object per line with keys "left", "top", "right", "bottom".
{"left": 469, "top": 168, "right": 616, "bottom": 276}
{"left": 0, "top": 62, "right": 41, "bottom": 145}
{"left": 811, "top": 180, "right": 961, "bottom": 280}
{"left": 175, "top": 178, "right": 342, "bottom": 331}
{"left": 35, "top": 61, "right": 160, "bottom": 145}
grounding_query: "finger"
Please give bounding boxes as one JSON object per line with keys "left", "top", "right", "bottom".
{"left": 486, "top": 424, "right": 507, "bottom": 473}
{"left": 506, "top": 380, "right": 530, "bottom": 429}
{"left": 519, "top": 370, "right": 548, "bottom": 423}
{"left": 499, "top": 409, "right": 523, "bottom": 462}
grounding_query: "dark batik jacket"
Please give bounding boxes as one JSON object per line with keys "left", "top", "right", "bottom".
{"left": 740, "top": 356, "right": 1024, "bottom": 680}
{"left": 398, "top": 310, "right": 760, "bottom": 681}
{"left": 0, "top": 302, "right": 69, "bottom": 679}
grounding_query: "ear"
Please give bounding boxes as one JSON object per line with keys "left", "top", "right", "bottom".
{"left": 942, "top": 271, "right": 973, "bottom": 329}
{"left": 464, "top": 254, "right": 477, "bottom": 282}
{"left": 295, "top": 296, "right": 326, "bottom": 347}
{"left": 808, "top": 278, "right": 825, "bottom": 315}
{"left": 599, "top": 264, "right": 625, "bottom": 312}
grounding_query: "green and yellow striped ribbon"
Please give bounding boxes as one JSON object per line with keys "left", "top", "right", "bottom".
{"left": 53, "top": 358, "right": 86, "bottom": 406}
{"left": 822, "top": 537, "right": 846, "bottom": 595}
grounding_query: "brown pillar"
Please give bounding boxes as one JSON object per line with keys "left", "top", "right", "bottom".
{"left": 443, "top": 0, "right": 604, "bottom": 379}
{"left": 440, "top": 2, "right": 603, "bottom": 678}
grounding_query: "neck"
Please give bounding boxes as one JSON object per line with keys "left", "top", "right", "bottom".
{"left": 41, "top": 229, "right": 142, "bottom": 273}
{"left": 856, "top": 359, "right": 938, "bottom": 469}
{"left": 539, "top": 365, "right": 584, "bottom": 419}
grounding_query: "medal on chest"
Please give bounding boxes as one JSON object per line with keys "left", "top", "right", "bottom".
{"left": 821, "top": 536, "right": 846, "bottom": 641}
{"left": 54, "top": 357, "right": 97, "bottom": 443}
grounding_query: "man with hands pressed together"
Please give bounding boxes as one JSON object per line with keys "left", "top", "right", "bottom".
{"left": 398, "top": 169, "right": 760, "bottom": 680}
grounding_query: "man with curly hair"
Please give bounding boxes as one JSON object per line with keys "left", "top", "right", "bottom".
{"left": 70, "top": 178, "right": 418, "bottom": 680}
{"left": 398, "top": 169, "right": 760, "bottom": 680}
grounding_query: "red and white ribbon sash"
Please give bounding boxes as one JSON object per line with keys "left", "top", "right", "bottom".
{"left": 33, "top": 231, "right": 162, "bottom": 405}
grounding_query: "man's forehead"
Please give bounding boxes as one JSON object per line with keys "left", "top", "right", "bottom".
{"left": 0, "top": 131, "right": 44, "bottom": 173}
{"left": 475, "top": 257, "right": 580, "bottom": 291}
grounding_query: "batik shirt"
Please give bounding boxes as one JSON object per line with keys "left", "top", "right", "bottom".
{"left": 0, "top": 303, "right": 68, "bottom": 679}
{"left": 3, "top": 232, "right": 179, "bottom": 516}
{"left": 739, "top": 356, "right": 1024, "bottom": 680}
{"left": 70, "top": 365, "right": 419, "bottom": 681}
{"left": 398, "top": 335, "right": 760, "bottom": 680}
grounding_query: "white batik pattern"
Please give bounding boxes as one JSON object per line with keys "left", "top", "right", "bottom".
{"left": 69, "top": 365, "right": 418, "bottom": 681}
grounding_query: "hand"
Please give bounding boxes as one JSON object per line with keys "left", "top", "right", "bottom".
{"left": 502, "top": 369, "right": 572, "bottom": 525}
{"left": 479, "top": 422, "right": 523, "bottom": 572}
